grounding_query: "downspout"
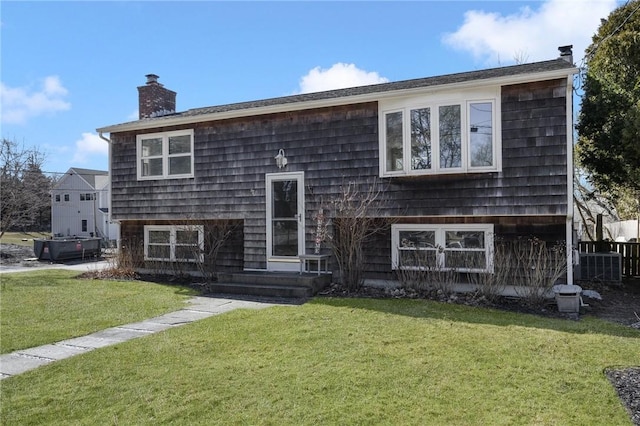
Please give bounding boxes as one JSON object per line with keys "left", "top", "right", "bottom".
{"left": 565, "top": 75, "right": 575, "bottom": 285}
{"left": 98, "top": 132, "right": 117, "bottom": 247}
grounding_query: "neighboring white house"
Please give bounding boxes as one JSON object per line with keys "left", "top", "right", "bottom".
{"left": 51, "top": 167, "right": 119, "bottom": 244}
{"left": 606, "top": 219, "right": 640, "bottom": 242}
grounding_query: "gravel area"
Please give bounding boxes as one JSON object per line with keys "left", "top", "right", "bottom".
{"left": 607, "top": 368, "right": 640, "bottom": 426}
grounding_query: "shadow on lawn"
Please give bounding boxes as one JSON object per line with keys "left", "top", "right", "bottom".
{"left": 311, "top": 296, "right": 640, "bottom": 339}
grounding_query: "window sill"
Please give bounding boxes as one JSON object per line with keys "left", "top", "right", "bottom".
{"left": 382, "top": 170, "right": 499, "bottom": 182}
{"left": 137, "top": 175, "right": 195, "bottom": 181}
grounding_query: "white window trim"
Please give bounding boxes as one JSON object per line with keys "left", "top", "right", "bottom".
{"left": 379, "top": 88, "right": 502, "bottom": 177}
{"left": 136, "top": 129, "right": 194, "bottom": 180}
{"left": 391, "top": 223, "right": 494, "bottom": 273}
{"left": 144, "top": 225, "right": 204, "bottom": 263}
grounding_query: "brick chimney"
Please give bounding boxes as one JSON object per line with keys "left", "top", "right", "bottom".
{"left": 137, "top": 74, "right": 176, "bottom": 119}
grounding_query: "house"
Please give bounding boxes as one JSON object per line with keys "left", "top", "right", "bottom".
{"left": 51, "top": 167, "right": 119, "bottom": 245}
{"left": 96, "top": 47, "right": 578, "bottom": 288}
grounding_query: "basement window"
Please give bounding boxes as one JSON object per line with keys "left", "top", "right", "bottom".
{"left": 144, "top": 225, "right": 204, "bottom": 263}
{"left": 137, "top": 129, "right": 194, "bottom": 180}
{"left": 391, "top": 224, "right": 494, "bottom": 273}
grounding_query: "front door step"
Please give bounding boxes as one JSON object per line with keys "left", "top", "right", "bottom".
{"left": 211, "top": 271, "right": 331, "bottom": 298}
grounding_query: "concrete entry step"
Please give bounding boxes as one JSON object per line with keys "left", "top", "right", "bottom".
{"left": 214, "top": 271, "right": 332, "bottom": 298}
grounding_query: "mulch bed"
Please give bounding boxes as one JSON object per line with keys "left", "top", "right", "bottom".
{"left": 606, "top": 367, "right": 640, "bottom": 426}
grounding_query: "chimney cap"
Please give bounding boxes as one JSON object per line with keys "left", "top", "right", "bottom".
{"left": 145, "top": 74, "right": 160, "bottom": 84}
{"left": 558, "top": 45, "right": 573, "bottom": 64}
{"left": 558, "top": 45, "right": 573, "bottom": 56}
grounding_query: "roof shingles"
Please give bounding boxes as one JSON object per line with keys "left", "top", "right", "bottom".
{"left": 98, "top": 58, "right": 576, "bottom": 133}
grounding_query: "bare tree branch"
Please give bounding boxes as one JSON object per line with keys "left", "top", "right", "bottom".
{"left": 1, "top": 138, "right": 52, "bottom": 238}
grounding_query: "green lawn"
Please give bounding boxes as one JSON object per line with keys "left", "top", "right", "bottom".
{"left": 2, "top": 296, "right": 638, "bottom": 425}
{"left": 0, "top": 231, "right": 50, "bottom": 247}
{"left": 0, "top": 270, "right": 195, "bottom": 353}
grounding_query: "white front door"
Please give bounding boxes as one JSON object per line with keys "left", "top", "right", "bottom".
{"left": 266, "top": 172, "right": 305, "bottom": 271}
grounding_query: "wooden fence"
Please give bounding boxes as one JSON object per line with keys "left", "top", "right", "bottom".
{"left": 578, "top": 241, "right": 640, "bottom": 278}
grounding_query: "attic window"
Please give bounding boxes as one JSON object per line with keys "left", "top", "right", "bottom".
{"left": 136, "top": 129, "right": 194, "bottom": 180}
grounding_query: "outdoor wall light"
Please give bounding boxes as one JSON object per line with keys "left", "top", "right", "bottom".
{"left": 275, "top": 149, "right": 288, "bottom": 169}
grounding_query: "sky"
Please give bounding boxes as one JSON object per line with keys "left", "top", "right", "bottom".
{"left": 1, "top": 0, "right": 622, "bottom": 176}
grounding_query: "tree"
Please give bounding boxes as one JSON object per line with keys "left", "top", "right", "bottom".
{"left": 576, "top": 0, "right": 640, "bottom": 204}
{"left": 0, "top": 138, "right": 52, "bottom": 238}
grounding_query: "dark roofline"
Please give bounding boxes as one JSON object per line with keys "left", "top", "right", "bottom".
{"left": 97, "top": 58, "right": 577, "bottom": 133}
{"left": 52, "top": 167, "right": 108, "bottom": 190}
{"left": 184, "top": 59, "right": 575, "bottom": 115}
{"left": 69, "top": 167, "right": 108, "bottom": 176}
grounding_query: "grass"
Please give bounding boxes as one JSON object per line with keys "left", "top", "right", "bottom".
{"left": 0, "top": 270, "right": 196, "bottom": 353}
{"left": 2, "top": 296, "right": 638, "bottom": 425}
{"left": 0, "top": 231, "right": 50, "bottom": 247}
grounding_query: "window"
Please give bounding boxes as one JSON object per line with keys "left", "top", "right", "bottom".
{"left": 137, "top": 129, "right": 194, "bottom": 180}
{"left": 80, "top": 193, "right": 94, "bottom": 201}
{"left": 81, "top": 220, "right": 88, "bottom": 232}
{"left": 380, "top": 90, "right": 499, "bottom": 177}
{"left": 392, "top": 224, "right": 494, "bottom": 272}
{"left": 55, "top": 194, "right": 60, "bottom": 202}
{"left": 64, "top": 194, "right": 70, "bottom": 202}
{"left": 144, "top": 225, "right": 204, "bottom": 262}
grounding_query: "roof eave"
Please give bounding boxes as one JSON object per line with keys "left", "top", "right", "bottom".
{"left": 97, "top": 66, "right": 578, "bottom": 134}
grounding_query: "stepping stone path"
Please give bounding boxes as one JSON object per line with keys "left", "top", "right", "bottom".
{"left": 0, "top": 296, "right": 284, "bottom": 379}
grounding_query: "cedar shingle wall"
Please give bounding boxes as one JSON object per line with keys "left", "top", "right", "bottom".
{"left": 119, "top": 219, "right": 243, "bottom": 271}
{"left": 111, "top": 78, "right": 570, "bottom": 271}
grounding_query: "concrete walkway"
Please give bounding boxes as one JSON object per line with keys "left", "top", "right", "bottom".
{"left": 0, "top": 259, "right": 111, "bottom": 274}
{"left": 0, "top": 295, "right": 285, "bottom": 380}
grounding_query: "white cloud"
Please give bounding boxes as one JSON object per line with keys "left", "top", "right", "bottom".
{"left": 297, "top": 63, "right": 389, "bottom": 94}
{"left": 442, "top": 0, "right": 618, "bottom": 65}
{"left": 72, "top": 132, "right": 108, "bottom": 164}
{"left": 0, "top": 75, "right": 71, "bottom": 124}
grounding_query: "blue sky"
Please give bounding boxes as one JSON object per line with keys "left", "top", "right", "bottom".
{"left": 1, "top": 0, "right": 620, "bottom": 175}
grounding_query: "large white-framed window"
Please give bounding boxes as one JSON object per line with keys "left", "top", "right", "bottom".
{"left": 144, "top": 225, "right": 204, "bottom": 262}
{"left": 137, "top": 129, "right": 194, "bottom": 180}
{"left": 380, "top": 89, "right": 500, "bottom": 177}
{"left": 392, "top": 224, "right": 494, "bottom": 273}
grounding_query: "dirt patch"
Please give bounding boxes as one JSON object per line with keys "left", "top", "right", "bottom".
{"left": 580, "top": 279, "right": 640, "bottom": 327}
{"left": 0, "top": 243, "right": 40, "bottom": 270}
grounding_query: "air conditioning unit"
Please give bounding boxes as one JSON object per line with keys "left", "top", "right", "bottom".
{"left": 576, "top": 252, "right": 622, "bottom": 283}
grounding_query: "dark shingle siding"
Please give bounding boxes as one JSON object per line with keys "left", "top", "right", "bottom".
{"left": 111, "top": 77, "right": 570, "bottom": 271}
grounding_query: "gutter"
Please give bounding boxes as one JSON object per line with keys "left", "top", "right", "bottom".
{"left": 565, "top": 74, "right": 575, "bottom": 285}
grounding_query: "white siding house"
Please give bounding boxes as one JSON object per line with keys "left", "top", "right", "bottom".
{"left": 51, "top": 168, "right": 119, "bottom": 244}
